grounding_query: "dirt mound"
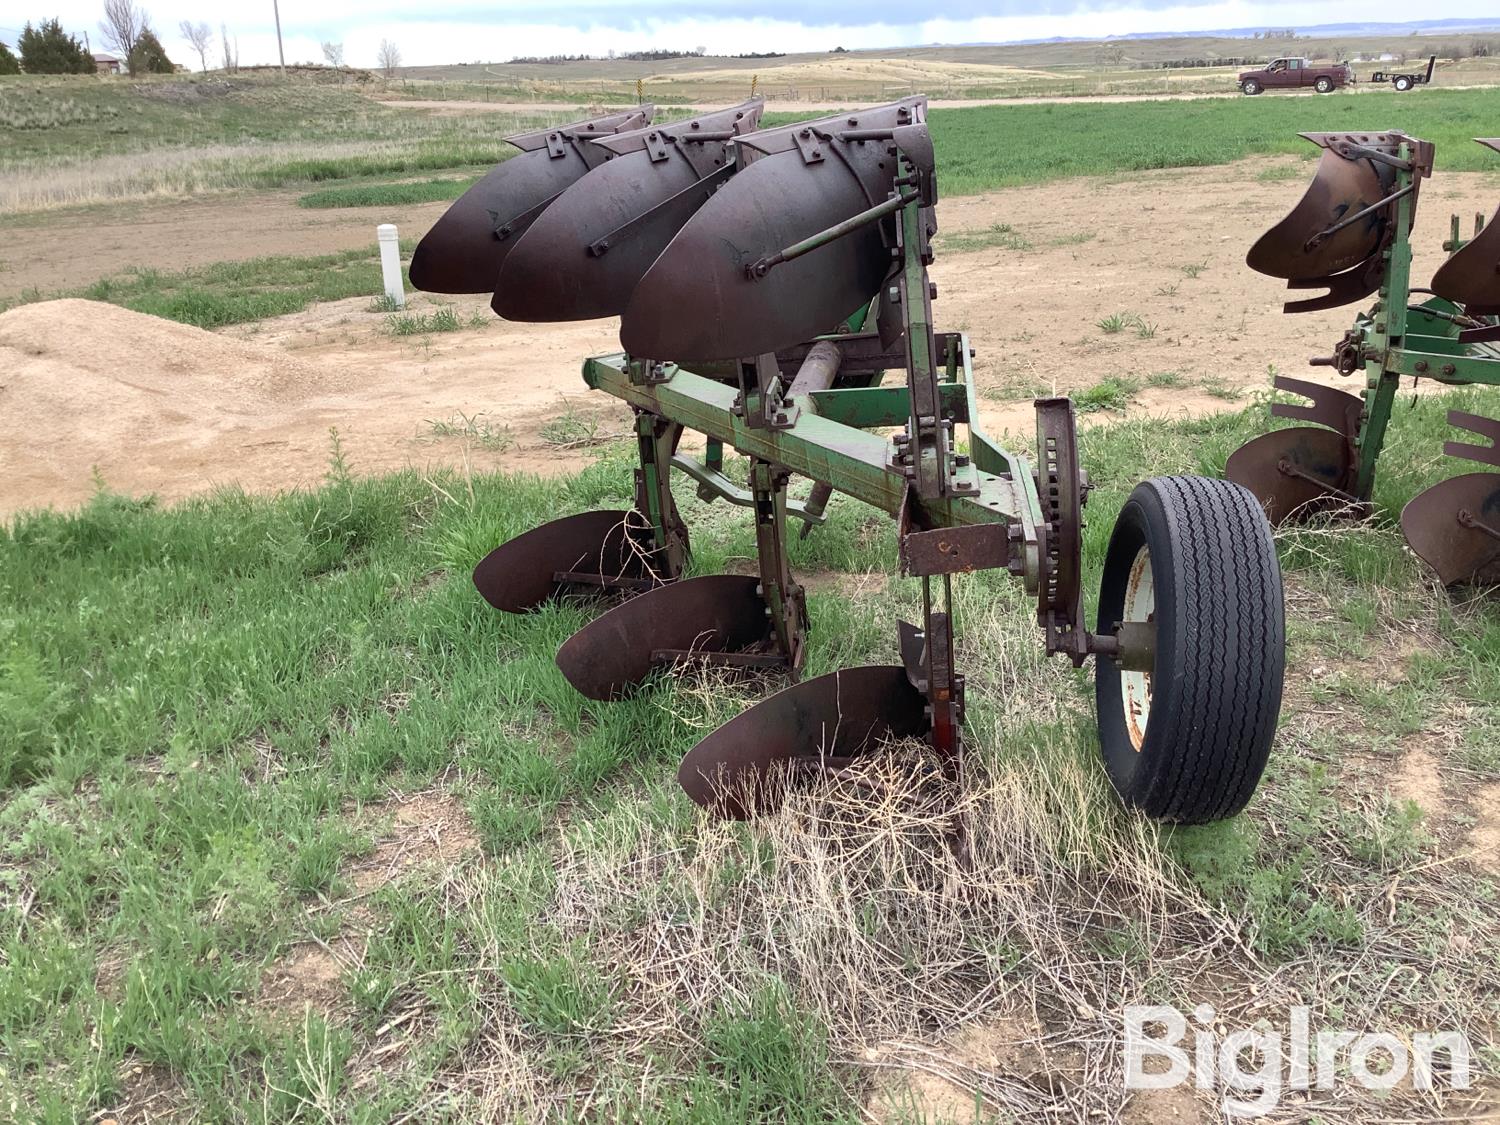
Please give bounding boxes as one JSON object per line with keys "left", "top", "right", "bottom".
{"left": 0, "top": 299, "right": 348, "bottom": 512}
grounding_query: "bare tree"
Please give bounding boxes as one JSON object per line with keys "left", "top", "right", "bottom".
{"left": 219, "top": 22, "right": 237, "bottom": 73}
{"left": 377, "top": 38, "right": 401, "bottom": 76}
{"left": 321, "top": 40, "right": 344, "bottom": 68}
{"left": 179, "top": 19, "right": 211, "bottom": 71}
{"left": 100, "top": 0, "right": 145, "bottom": 65}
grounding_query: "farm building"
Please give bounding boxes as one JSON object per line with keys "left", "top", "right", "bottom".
{"left": 92, "top": 53, "right": 124, "bottom": 74}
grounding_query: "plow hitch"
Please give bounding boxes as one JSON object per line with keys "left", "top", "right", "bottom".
{"left": 417, "top": 96, "right": 1286, "bottom": 826}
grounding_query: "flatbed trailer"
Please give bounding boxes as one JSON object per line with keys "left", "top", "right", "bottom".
{"left": 1368, "top": 54, "right": 1436, "bottom": 91}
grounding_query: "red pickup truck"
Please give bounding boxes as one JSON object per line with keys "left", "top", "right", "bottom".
{"left": 1238, "top": 57, "right": 1352, "bottom": 95}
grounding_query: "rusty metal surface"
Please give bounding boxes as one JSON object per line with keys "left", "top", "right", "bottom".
{"left": 621, "top": 103, "right": 928, "bottom": 361}
{"left": 1245, "top": 132, "right": 1431, "bottom": 313}
{"left": 1248, "top": 141, "right": 1398, "bottom": 281}
{"left": 493, "top": 101, "right": 765, "bottom": 321}
{"left": 1444, "top": 411, "right": 1500, "bottom": 466}
{"left": 899, "top": 522, "right": 1011, "bottom": 577}
{"left": 555, "top": 575, "right": 771, "bottom": 699}
{"left": 1268, "top": 375, "right": 1364, "bottom": 437}
{"left": 1431, "top": 142, "right": 1500, "bottom": 315}
{"left": 472, "top": 509, "right": 656, "bottom": 613}
{"left": 409, "top": 107, "right": 652, "bottom": 295}
{"left": 677, "top": 664, "right": 929, "bottom": 819}
{"left": 1225, "top": 427, "right": 1356, "bottom": 524}
{"left": 1401, "top": 472, "right": 1500, "bottom": 585}
{"left": 1035, "top": 397, "right": 1089, "bottom": 661}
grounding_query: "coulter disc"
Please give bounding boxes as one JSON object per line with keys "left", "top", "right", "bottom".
{"left": 472, "top": 509, "right": 657, "bottom": 613}
{"left": 1401, "top": 473, "right": 1500, "bottom": 586}
{"left": 677, "top": 664, "right": 929, "bottom": 819}
{"left": 555, "top": 574, "right": 773, "bottom": 700}
{"left": 409, "top": 108, "right": 652, "bottom": 295}
{"left": 1224, "top": 426, "right": 1355, "bottom": 525}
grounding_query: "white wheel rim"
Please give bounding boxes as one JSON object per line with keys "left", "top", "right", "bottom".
{"left": 1121, "top": 544, "right": 1155, "bottom": 752}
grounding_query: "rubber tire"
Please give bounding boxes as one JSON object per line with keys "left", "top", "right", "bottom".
{"left": 1315, "top": 77, "right": 1334, "bottom": 93}
{"left": 1394, "top": 76, "right": 1413, "bottom": 91}
{"left": 1095, "top": 476, "right": 1285, "bottom": 823}
{"left": 1241, "top": 79, "right": 1262, "bottom": 95}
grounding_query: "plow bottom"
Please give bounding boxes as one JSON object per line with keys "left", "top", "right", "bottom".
{"left": 676, "top": 665, "right": 930, "bottom": 820}
{"left": 471, "top": 509, "right": 665, "bottom": 613}
{"left": 1224, "top": 426, "right": 1357, "bottom": 523}
{"left": 555, "top": 574, "right": 776, "bottom": 700}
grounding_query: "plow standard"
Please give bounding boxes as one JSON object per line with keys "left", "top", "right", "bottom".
{"left": 414, "top": 98, "right": 1286, "bottom": 823}
{"left": 1228, "top": 132, "right": 1500, "bottom": 586}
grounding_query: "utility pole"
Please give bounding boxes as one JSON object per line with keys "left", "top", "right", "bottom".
{"left": 272, "top": 0, "right": 285, "bottom": 73}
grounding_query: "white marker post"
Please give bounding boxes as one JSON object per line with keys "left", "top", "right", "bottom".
{"left": 377, "top": 223, "right": 405, "bottom": 309}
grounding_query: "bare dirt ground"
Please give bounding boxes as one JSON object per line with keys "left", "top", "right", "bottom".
{"left": 5, "top": 160, "right": 1498, "bottom": 517}
{"left": 0, "top": 192, "right": 455, "bottom": 302}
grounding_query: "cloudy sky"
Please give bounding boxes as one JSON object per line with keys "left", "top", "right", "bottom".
{"left": 0, "top": 1, "right": 1484, "bottom": 68}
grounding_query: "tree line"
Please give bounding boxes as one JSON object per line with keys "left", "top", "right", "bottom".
{"left": 1, "top": 3, "right": 180, "bottom": 75}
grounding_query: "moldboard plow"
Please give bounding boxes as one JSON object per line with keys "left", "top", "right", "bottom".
{"left": 1228, "top": 133, "right": 1500, "bottom": 586}
{"left": 416, "top": 97, "right": 1287, "bottom": 824}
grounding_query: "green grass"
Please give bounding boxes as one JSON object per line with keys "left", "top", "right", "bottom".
{"left": 926, "top": 87, "right": 1500, "bottom": 194}
{"left": 297, "top": 176, "right": 483, "bottom": 209}
{"left": 1074, "top": 374, "right": 1139, "bottom": 412}
{"left": 385, "top": 306, "right": 467, "bottom": 336}
{"left": 2, "top": 385, "right": 1496, "bottom": 1117}
{"left": 9, "top": 80, "right": 1500, "bottom": 217}
{"left": 937, "top": 222, "right": 1032, "bottom": 253}
{"left": 422, "top": 411, "right": 514, "bottom": 451}
{"left": 2, "top": 244, "right": 418, "bottom": 329}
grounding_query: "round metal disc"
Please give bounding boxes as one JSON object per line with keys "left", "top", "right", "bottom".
{"left": 556, "top": 575, "right": 771, "bottom": 700}
{"left": 494, "top": 148, "right": 717, "bottom": 321}
{"left": 621, "top": 147, "right": 893, "bottom": 361}
{"left": 472, "top": 509, "right": 651, "bottom": 613}
{"left": 1225, "top": 426, "right": 1354, "bottom": 525}
{"left": 1247, "top": 149, "right": 1392, "bottom": 281}
{"left": 1401, "top": 473, "right": 1500, "bottom": 586}
{"left": 678, "top": 665, "right": 929, "bottom": 819}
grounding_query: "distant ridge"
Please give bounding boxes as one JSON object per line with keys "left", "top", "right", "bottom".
{"left": 953, "top": 18, "right": 1500, "bottom": 48}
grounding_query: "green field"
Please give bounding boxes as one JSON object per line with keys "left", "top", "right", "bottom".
{"left": 3, "top": 385, "right": 1498, "bottom": 1118}
{"left": 6, "top": 73, "right": 1500, "bottom": 220}
{"left": 927, "top": 86, "right": 1500, "bottom": 192}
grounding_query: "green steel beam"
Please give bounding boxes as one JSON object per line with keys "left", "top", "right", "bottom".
{"left": 583, "top": 354, "right": 1032, "bottom": 535}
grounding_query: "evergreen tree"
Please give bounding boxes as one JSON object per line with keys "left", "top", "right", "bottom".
{"left": 128, "top": 28, "right": 175, "bottom": 75}
{"left": 18, "top": 19, "right": 94, "bottom": 74}
{"left": 0, "top": 41, "right": 21, "bottom": 76}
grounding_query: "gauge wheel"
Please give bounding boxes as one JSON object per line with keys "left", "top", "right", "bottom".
{"left": 1095, "top": 476, "right": 1285, "bottom": 823}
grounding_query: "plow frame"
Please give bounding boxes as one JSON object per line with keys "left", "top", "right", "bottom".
{"left": 570, "top": 154, "right": 1139, "bottom": 772}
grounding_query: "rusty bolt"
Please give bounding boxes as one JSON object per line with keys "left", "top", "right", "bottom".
{"left": 1443, "top": 363, "right": 1456, "bottom": 376}
{"left": 1415, "top": 360, "right": 1429, "bottom": 373}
